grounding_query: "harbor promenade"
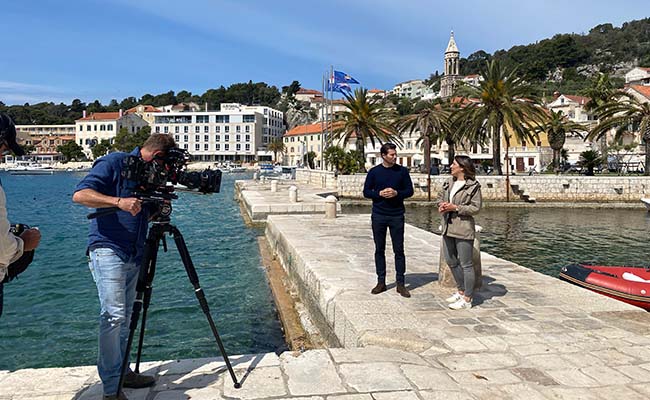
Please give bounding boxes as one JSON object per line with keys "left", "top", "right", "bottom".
{"left": 3, "top": 181, "right": 650, "bottom": 400}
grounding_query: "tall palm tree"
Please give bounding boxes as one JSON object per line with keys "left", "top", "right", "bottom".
{"left": 456, "top": 60, "right": 546, "bottom": 176}
{"left": 331, "top": 88, "right": 400, "bottom": 170}
{"left": 536, "top": 110, "right": 586, "bottom": 172}
{"left": 582, "top": 73, "right": 616, "bottom": 154}
{"left": 267, "top": 139, "right": 285, "bottom": 164}
{"left": 587, "top": 93, "right": 650, "bottom": 176}
{"left": 397, "top": 99, "right": 452, "bottom": 200}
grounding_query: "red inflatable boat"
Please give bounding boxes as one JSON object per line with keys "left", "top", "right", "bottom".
{"left": 560, "top": 263, "right": 650, "bottom": 311}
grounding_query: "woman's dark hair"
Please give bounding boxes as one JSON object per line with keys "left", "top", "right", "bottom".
{"left": 454, "top": 155, "right": 476, "bottom": 180}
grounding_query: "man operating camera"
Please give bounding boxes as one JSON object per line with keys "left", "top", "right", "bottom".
{"left": 73, "top": 134, "right": 176, "bottom": 400}
{"left": 0, "top": 113, "right": 42, "bottom": 317}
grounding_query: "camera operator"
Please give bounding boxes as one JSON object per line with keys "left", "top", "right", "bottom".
{"left": 0, "top": 114, "right": 42, "bottom": 317}
{"left": 73, "top": 134, "right": 176, "bottom": 400}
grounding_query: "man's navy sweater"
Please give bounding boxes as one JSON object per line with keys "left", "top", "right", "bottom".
{"left": 363, "top": 164, "right": 414, "bottom": 216}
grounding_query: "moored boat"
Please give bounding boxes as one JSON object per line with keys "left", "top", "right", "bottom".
{"left": 7, "top": 161, "right": 55, "bottom": 175}
{"left": 642, "top": 198, "right": 650, "bottom": 211}
{"left": 560, "top": 263, "right": 650, "bottom": 310}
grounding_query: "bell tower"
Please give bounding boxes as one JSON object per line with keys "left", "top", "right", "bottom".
{"left": 440, "top": 31, "right": 461, "bottom": 98}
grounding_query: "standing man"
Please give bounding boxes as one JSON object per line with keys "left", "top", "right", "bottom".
{"left": 363, "top": 143, "right": 414, "bottom": 298}
{"left": 0, "top": 114, "right": 42, "bottom": 316}
{"left": 73, "top": 134, "right": 177, "bottom": 400}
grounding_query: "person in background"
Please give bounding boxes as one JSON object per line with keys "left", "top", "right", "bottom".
{"left": 437, "top": 155, "right": 482, "bottom": 310}
{"left": 363, "top": 143, "right": 414, "bottom": 298}
{"left": 0, "top": 114, "right": 42, "bottom": 317}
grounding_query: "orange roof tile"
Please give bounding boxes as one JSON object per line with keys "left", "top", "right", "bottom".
{"left": 296, "top": 88, "right": 323, "bottom": 95}
{"left": 563, "top": 95, "right": 590, "bottom": 105}
{"left": 368, "top": 89, "right": 385, "bottom": 93}
{"left": 77, "top": 112, "right": 123, "bottom": 121}
{"left": 285, "top": 123, "right": 324, "bottom": 136}
{"left": 127, "top": 105, "right": 160, "bottom": 113}
{"left": 629, "top": 85, "right": 650, "bottom": 100}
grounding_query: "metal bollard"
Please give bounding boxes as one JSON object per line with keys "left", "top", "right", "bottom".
{"left": 289, "top": 185, "right": 298, "bottom": 203}
{"left": 271, "top": 180, "right": 278, "bottom": 192}
{"left": 325, "top": 195, "right": 337, "bottom": 219}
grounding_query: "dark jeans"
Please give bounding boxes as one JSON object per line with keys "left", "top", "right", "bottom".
{"left": 371, "top": 213, "right": 406, "bottom": 284}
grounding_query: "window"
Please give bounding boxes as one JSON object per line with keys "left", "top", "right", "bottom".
{"left": 164, "top": 126, "right": 169, "bottom": 133}
{"left": 245, "top": 135, "right": 250, "bottom": 142}
{"left": 224, "top": 126, "right": 230, "bottom": 133}
{"left": 175, "top": 126, "right": 180, "bottom": 133}
{"left": 204, "top": 143, "right": 209, "bottom": 151}
{"left": 184, "top": 126, "right": 189, "bottom": 133}
{"left": 291, "top": 137, "right": 295, "bottom": 142}
{"left": 215, "top": 143, "right": 220, "bottom": 151}
{"left": 184, "top": 135, "right": 188, "bottom": 142}
{"left": 236, "top": 135, "right": 241, "bottom": 142}
{"left": 245, "top": 125, "right": 250, "bottom": 133}
{"left": 195, "top": 135, "right": 200, "bottom": 142}
{"left": 224, "top": 135, "right": 230, "bottom": 142}
{"left": 100, "top": 125, "right": 105, "bottom": 131}
{"left": 195, "top": 126, "right": 200, "bottom": 133}
{"left": 215, "top": 135, "right": 220, "bottom": 142}
{"left": 215, "top": 115, "right": 229, "bottom": 123}
{"left": 215, "top": 126, "right": 220, "bottom": 133}
{"left": 528, "top": 158, "right": 535, "bottom": 166}
{"left": 195, "top": 144, "right": 200, "bottom": 151}
{"left": 196, "top": 115, "right": 209, "bottom": 123}
{"left": 204, "top": 126, "right": 209, "bottom": 133}
{"left": 155, "top": 126, "right": 160, "bottom": 133}
{"left": 204, "top": 135, "right": 209, "bottom": 142}
{"left": 86, "top": 125, "right": 91, "bottom": 131}
{"left": 243, "top": 115, "right": 255, "bottom": 123}
{"left": 245, "top": 144, "right": 250, "bottom": 151}
{"left": 79, "top": 139, "right": 83, "bottom": 145}
{"left": 236, "top": 144, "right": 241, "bottom": 151}
{"left": 175, "top": 135, "right": 180, "bottom": 142}
{"left": 224, "top": 144, "right": 229, "bottom": 151}
{"left": 236, "top": 126, "right": 241, "bottom": 133}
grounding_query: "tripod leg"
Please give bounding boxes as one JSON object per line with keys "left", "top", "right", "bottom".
{"left": 117, "top": 225, "right": 162, "bottom": 392}
{"left": 171, "top": 226, "right": 241, "bottom": 388}
{"left": 134, "top": 239, "right": 160, "bottom": 373}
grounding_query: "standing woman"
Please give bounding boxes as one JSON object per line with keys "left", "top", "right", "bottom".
{"left": 438, "top": 155, "right": 482, "bottom": 310}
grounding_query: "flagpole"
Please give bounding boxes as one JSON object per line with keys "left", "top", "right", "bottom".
{"left": 329, "top": 65, "right": 333, "bottom": 153}
{"left": 320, "top": 73, "right": 325, "bottom": 170}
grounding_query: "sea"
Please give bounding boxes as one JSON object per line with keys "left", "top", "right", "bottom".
{"left": 0, "top": 171, "right": 285, "bottom": 371}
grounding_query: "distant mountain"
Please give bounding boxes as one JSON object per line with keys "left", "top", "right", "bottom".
{"left": 458, "top": 18, "right": 650, "bottom": 95}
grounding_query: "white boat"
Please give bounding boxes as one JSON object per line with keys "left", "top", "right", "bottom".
{"left": 226, "top": 164, "right": 247, "bottom": 173}
{"left": 7, "top": 161, "right": 55, "bottom": 175}
{"left": 641, "top": 198, "right": 650, "bottom": 211}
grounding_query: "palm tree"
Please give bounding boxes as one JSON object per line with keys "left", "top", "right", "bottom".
{"left": 397, "top": 99, "right": 452, "bottom": 200}
{"left": 456, "top": 59, "right": 546, "bottom": 176}
{"left": 578, "top": 150, "right": 604, "bottom": 176}
{"left": 267, "top": 139, "right": 285, "bottom": 164}
{"left": 331, "top": 88, "right": 400, "bottom": 170}
{"left": 536, "top": 110, "right": 586, "bottom": 173}
{"left": 582, "top": 73, "right": 616, "bottom": 154}
{"left": 587, "top": 93, "right": 650, "bottom": 176}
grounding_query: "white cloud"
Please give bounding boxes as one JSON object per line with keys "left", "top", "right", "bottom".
{"left": 0, "top": 80, "right": 72, "bottom": 105}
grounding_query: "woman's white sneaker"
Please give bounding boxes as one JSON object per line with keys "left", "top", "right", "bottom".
{"left": 449, "top": 298, "right": 472, "bottom": 310}
{"left": 445, "top": 292, "right": 463, "bottom": 303}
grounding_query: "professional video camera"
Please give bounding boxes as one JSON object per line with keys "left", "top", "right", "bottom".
{"left": 122, "top": 147, "right": 221, "bottom": 195}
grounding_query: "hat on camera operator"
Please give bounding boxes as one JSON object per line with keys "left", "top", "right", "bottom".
{"left": 73, "top": 134, "right": 176, "bottom": 400}
{"left": 0, "top": 113, "right": 42, "bottom": 317}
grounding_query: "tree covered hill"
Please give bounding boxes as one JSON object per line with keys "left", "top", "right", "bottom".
{"left": 456, "top": 17, "right": 650, "bottom": 95}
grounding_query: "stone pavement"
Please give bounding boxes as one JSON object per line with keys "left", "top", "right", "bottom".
{"left": 4, "top": 190, "right": 650, "bottom": 399}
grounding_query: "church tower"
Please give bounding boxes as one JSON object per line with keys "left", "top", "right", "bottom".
{"left": 440, "top": 31, "right": 460, "bottom": 99}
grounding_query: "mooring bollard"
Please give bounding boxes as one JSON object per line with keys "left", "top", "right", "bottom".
{"left": 253, "top": 172, "right": 258, "bottom": 181}
{"left": 438, "top": 224, "right": 483, "bottom": 289}
{"left": 325, "top": 195, "right": 337, "bottom": 219}
{"left": 271, "top": 180, "right": 278, "bottom": 192}
{"left": 289, "top": 185, "right": 298, "bottom": 203}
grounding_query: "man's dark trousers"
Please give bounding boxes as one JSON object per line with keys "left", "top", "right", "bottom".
{"left": 371, "top": 213, "right": 405, "bottom": 284}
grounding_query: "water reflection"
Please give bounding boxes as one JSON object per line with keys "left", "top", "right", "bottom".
{"left": 344, "top": 205, "right": 650, "bottom": 277}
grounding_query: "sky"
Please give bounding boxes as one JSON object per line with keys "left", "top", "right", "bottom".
{"left": 2, "top": 0, "right": 649, "bottom": 106}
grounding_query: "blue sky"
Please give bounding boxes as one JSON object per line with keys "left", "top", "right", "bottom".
{"left": 1, "top": 0, "right": 648, "bottom": 105}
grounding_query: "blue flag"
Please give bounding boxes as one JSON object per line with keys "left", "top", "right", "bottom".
{"left": 328, "top": 81, "right": 351, "bottom": 93}
{"left": 333, "top": 70, "right": 359, "bottom": 84}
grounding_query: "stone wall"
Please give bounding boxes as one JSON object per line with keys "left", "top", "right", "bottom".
{"left": 336, "top": 174, "right": 650, "bottom": 202}
{"left": 295, "top": 169, "right": 338, "bottom": 190}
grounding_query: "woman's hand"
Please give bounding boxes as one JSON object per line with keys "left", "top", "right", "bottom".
{"left": 438, "top": 202, "right": 458, "bottom": 214}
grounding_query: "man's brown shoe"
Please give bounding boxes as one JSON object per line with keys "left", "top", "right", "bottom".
{"left": 396, "top": 283, "right": 411, "bottom": 298}
{"left": 371, "top": 282, "right": 387, "bottom": 294}
{"left": 123, "top": 371, "right": 156, "bottom": 388}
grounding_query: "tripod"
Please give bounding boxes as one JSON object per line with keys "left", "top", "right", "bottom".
{"left": 115, "top": 209, "right": 241, "bottom": 392}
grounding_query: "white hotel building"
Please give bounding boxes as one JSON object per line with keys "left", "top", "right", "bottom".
{"left": 151, "top": 103, "right": 285, "bottom": 162}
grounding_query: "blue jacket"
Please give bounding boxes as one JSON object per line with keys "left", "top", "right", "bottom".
{"left": 75, "top": 148, "right": 149, "bottom": 263}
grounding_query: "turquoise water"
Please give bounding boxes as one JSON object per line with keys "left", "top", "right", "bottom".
{"left": 344, "top": 205, "right": 650, "bottom": 277}
{"left": 0, "top": 172, "right": 285, "bottom": 371}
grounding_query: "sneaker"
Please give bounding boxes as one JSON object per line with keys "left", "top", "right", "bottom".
{"left": 449, "top": 298, "right": 472, "bottom": 310}
{"left": 123, "top": 371, "right": 156, "bottom": 388}
{"left": 396, "top": 283, "right": 411, "bottom": 298}
{"left": 445, "top": 292, "right": 463, "bottom": 303}
{"left": 371, "top": 282, "right": 387, "bottom": 295}
{"left": 103, "top": 392, "right": 128, "bottom": 400}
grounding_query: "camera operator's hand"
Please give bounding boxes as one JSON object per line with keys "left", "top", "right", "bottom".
{"left": 21, "top": 228, "right": 41, "bottom": 251}
{"left": 117, "top": 197, "right": 142, "bottom": 216}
